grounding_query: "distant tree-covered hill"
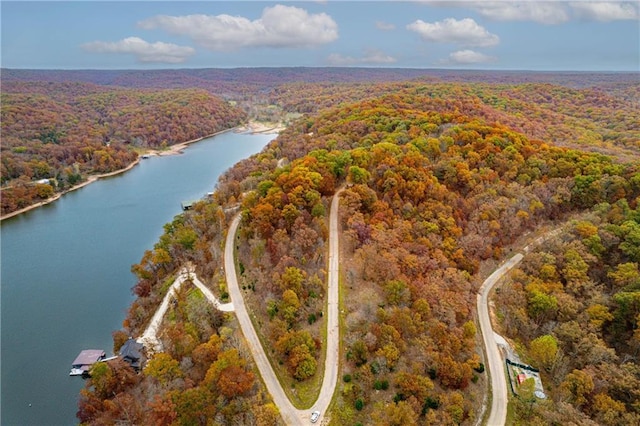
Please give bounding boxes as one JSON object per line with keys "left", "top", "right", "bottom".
{"left": 268, "top": 81, "right": 640, "bottom": 159}
{"left": 1, "top": 82, "right": 246, "bottom": 215}
{"left": 4, "top": 67, "right": 637, "bottom": 90}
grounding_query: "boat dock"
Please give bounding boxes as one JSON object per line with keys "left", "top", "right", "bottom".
{"left": 69, "top": 349, "right": 106, "bottom": 376}
{"left": 181, "top": 200, "right": 198, "bottom": 211}
{"left": 69, "top": 349, "right": 120, "bottom": 376}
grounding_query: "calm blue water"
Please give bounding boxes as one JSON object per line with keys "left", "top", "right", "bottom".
{"left": 0, "top": 132, "right": 273, "bottom": 425}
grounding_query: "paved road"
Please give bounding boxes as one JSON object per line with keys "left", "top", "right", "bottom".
{"left": 477, "top": 254, "right": 523, "bottom": 426}
{"left": 477, "top": 228, "right": 563, "bottom": 425}
{"left": 311, "top": 190, "right": 342, "bottom": 420}
{"left": 225, "top": 215, "right": 301, "bottom": 424}
{"left": 224, "top": 192, "right": 342, "bottom": 425}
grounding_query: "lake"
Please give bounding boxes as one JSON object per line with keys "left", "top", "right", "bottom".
{"left": 0, "top": 131, "right": 274, "bottom": 425}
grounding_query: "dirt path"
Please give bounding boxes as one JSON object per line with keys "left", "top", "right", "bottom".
{"left": 138, "top": 267, "right": 233, "bottom": 354}
{"left": 223, "top": 191, "right": 342, "bottom": 425}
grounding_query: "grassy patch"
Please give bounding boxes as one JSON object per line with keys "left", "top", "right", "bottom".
{"left": 160, "top": 273, "right": 177, "bottom": 295}
{"left": 506, "top": 396, "right": 517, "bottom": 425}
{"left": 187, "top": 287, "right": 204, "bottom": 301}
{"left": 243, "top": 295, "right": 323, "bottom": 409}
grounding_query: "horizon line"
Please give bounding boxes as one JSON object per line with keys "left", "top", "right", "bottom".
{"left": 2, "top": 66, "right": 639, "bottom": 74}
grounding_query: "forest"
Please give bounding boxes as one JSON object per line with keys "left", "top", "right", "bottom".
{"left": 3, "top": 68, "right": 638, "bottom": 425}
{"left": 495, "top": 200, "right": 640, "bottom": 425}
{"left": 231, "top": 87, "right": 639, "bottom": 425}
{"left": 268, "top": 81, "right": 639, "bottom": 159}
{"left": 68, "top": 74, "right": 639, "bottom": 425}
{"left": 3, "top": 69, "right": 636, "bottom": 216}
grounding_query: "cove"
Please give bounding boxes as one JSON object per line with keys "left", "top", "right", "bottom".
{"left": 0, "top": 131, "right": 274, "bottom": 425}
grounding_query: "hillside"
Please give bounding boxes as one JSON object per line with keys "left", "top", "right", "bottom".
{"left": 1, "top": 82, "right": 246, "bottom": 215}
{"left": 268, "top": 81, "right": 640, "bottom": 159}
{"left": 2, "top": 69, "right": 637, "bottom": 217}
{"left": 495, "top": 201, "right": 640, "bottom": 425}
{"left": 234, "top": 88, "right": 639, "bottom": 425}
{"left": 83, "top": 81, "right": 640, "bottom": 425}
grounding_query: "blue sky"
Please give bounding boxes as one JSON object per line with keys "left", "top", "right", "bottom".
{"left": 2, "top": 1, "right": 639, "bottom": 71}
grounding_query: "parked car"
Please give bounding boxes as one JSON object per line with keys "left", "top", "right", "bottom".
{"left": 310, "top": 411, "right": 320, "bottom": 423}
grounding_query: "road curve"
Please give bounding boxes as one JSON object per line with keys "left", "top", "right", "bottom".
{"left": 187, "top": 269, "right": 234, "bottom": 312}
{"left": 139, "top": 267, "right": 234, "bottom": 354}
{"left": 224, "top": 192, "right": 342, "bottom": 425}
{"left": 225, "top": 215, "right": 301, "bottom": 424}
{"left": 477, "top": 253, "right": 523, "bottom": 426}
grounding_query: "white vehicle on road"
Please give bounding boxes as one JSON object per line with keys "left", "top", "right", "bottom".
{"left": 310, "top": 411, "right": 320, "bottom": 423}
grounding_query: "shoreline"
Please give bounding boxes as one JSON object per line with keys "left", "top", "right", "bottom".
{"left": 0, "top": 157, "right": 142, "bottom": 222}
{"left": 140, "top": 125, "right": 237, "bottom": 158}
{"left": 235, "top": 120, "right": 286, "bottom": 135}
{"left": 0, "top": 122, "right": 281, "bottom": 222}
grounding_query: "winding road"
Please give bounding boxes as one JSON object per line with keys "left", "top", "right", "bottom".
{"left": 477, "top": 254, "right": 523, "bottom": 426}
{"left": 223, "top": 192, "right": 342, "bottom": 425}
{"left": 141, "top": 193, "right": 554, "bottom": 426}
{"left": 477, "top": 229, "right": 561, "bottom": 425}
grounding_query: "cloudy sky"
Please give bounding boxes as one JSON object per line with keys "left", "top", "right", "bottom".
{"left": 2, "top": 1, "right": 638, "bottom": 71}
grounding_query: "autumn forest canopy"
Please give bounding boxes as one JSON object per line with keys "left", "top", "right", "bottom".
{"left": 2, "top": 69, "right": 638, "bottom": 216}
{"left": 2, "top": 68, "right": 639, "bottom": 425}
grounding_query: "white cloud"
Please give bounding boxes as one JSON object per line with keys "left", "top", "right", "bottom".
{"left": 424, "top": 1, "right": 638, "bottom": 24}
{"left": 407, "top": 17, "right": 499, "bottom": 47}
{"left": 464, "top": 1, "right": 569, "bottom": 24}
{"left": 82, "top": 37, "right": 195, "bottom": 63}
{"left": 570, "top": 2, "right": 639, "bottom": 21}
{"left": 328, "top": 49, "right": 397, "bottom": 66}
{"left": 375, "top": 21, "right": 396, "bottom": 31}
{"left": 138, "top": 5, "right": 338, "bottom": 51}
{"left": 442, "top": 49, "right": 497, "bottom": 65}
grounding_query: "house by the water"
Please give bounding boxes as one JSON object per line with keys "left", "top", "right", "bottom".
{"left": 70, "top": 339, "right": 144, "bottom": 377}
{"left": 119, "top": 339, "right": 144, "bottom": 371}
